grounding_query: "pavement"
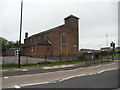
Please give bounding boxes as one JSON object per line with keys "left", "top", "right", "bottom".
{"left": 22, "top": 69, "right": 118, "bottom": 88}
{"left": 2, "top": 61, "right": 119, "bottom": 89}
{"left": 2, "top": 59, "right": 117, "bottom": 77}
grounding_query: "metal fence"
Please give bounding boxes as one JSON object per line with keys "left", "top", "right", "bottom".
{"left": 1, "top": 54, "right": 119, "bottom": 65}
{"left": 1, "top": 56, "right": 76, "bottom": 65}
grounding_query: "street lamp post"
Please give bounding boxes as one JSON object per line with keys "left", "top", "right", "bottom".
{"left": 18, "top": 0, "right": 23, "bottom": 68}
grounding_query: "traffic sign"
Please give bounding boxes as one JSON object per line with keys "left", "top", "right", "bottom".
{"left": 73, "top": 45, "right": 77, "bottom": 48}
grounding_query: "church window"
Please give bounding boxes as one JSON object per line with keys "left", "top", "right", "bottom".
{"left": 61, "top": 33, "right": 67, "bottom": 45}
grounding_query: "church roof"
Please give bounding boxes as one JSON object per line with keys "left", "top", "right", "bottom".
{"left": 27, "top": 25, "right": 64, "bottom": 39}
{"left": 37, "top": 40, "right": 51, "bottom": 45}
{"left": 64, "top": 15, "right": 79, "bottom": 20}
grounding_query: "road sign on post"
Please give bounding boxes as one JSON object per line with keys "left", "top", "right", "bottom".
{"left": 73, "top": 45, "right": 77, "bottom": 48}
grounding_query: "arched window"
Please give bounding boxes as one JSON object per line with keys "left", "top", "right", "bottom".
{"left": 61, "top": 32, "right": 67, "bottom": 45}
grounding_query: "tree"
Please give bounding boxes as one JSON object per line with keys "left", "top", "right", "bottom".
{"left": 0, "top": 37, "right": 8, "bottom": 51}
{"left": 0, "top": 37, "right": 19, "bottom": 52}
{"left": 7, "top": 41, "right": 14, "bottom": 49}
{"left": 13, "top": 41, "right": 19, "bottom": 48}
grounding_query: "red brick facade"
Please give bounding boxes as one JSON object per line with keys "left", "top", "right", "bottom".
{"left": 22, "top": 15, "right": 79, "bottom": 57}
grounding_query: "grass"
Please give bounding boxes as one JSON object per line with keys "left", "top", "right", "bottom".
{"left": 101, "top": 53, "right": 120, "bottom": 59}
{"left": 86, "top": 60, "right": 110, "bottom": 66}
{"left": 1, "top": 57, "right": 112, "bottom": 69}
{"left": 1, "top": 59, "right": 85, "bottom": 69}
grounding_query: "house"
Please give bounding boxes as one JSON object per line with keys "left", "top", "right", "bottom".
{"left": 3, "top": 48, "right": 18, "bottom": 56}
{"left": 116, "top": 47, "right": 120, "bottom": 53}
{"left": 100, "top": 47, "right": 110, "bottom": 52}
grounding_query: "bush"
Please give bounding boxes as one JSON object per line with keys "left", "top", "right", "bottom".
{"left": 76, "top": 55, "right": 88, "bottom": 61}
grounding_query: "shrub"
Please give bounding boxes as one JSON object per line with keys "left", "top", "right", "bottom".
{"left": 76, "top": 55, "right": 88, "bottom": 61}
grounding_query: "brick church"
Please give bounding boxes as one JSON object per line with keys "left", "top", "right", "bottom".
{"left": 22, "top": 15, "right": 79, "bottom": 58}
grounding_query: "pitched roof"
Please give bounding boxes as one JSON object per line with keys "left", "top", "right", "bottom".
{"left": 116, "top": 47, "right": 120, "bottom": 49}
{"left": 100, "top": 47, "right": 110, "bottom": 49}
{"left": 64, "top": 15, "right": 79, "bottom": 20}
{"left": 27, "top": 25, "right": 64, "bottom": 39}
{"left": 22, "top": 44, "right": 31, "bottom": 48}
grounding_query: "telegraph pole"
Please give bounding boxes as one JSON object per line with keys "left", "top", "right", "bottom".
{"left": 18, "top": 0, "right": 23, "bottom": 68}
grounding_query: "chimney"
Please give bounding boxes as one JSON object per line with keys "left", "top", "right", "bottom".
{"left": 25, "top": 32, "right": 28, "bottom": 39}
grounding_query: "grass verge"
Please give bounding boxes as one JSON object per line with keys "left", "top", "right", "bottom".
{"left": 1, "top": 59, "right": 85, "bottom": 69}
{"left": 1, "top": 59, "right": 111, "bottom": 69}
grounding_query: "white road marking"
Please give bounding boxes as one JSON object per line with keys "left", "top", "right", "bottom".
{"left": 21, "top": 74, "right": 86, "bottom": 87}
{"left": 14, "top": 85, "right": 21, "bottom": 88}
{"left": 4, "top": 77, "right": 8, "bottom": 79}
{"left": 42, "top": 65, "right": 74, "bottom": 69}
{"left": 58, "top": 74, "right": 86, "bottom": 82}
{"left": 97, "top": 68, "right": 116, "bottom": 74}
{"left": 97, "top": 70, "right": 105, "bottom": 74}
{"left": 21, "top": 81, "right": 55, "bottom": 87}
{"left": 21, "top": 68, "right": 117, "bottom": 87}
{"left": 88, "top": 73, "right": 95, "bottom": 75}
{"left": 21, "top": 69, "right": 28, "bottom": 72}
{"left": 2, "top": 70, "right": 8, "bottom": 72}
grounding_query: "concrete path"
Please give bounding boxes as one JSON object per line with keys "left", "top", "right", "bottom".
{"left": 2, "top": 61, "right": 118, "bottom": 88}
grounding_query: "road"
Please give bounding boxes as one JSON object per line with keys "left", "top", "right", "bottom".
{"left": 2, "top": 61, "right": 119, "bottom": 89}
{"left": 22, "top": 69, "right": 118, "bottom": 88}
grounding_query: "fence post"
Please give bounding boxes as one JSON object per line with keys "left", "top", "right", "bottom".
{"left": 45, "top": 54, "right": 46, "bottom": 62}
{"left": 101, "top": 56, "right": 102, "bottom": 63}
{"left": 112, "top": 53, "right": 114, "bottom": 61}
{"left": 94, "top": 59, "right": 95, "bottom": 64}
{"left": 86, "top": 59, "right": 87, "bottom": 66}
{"left": 26, "top": 56, "right": 28, "bottom": 64}
{"left": 2, "top": 56, "right": 4, "bottom": 65}
{"left": 60, "top": 54, "right": 61, "bottom": 62}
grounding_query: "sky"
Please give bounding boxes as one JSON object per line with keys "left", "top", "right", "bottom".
{"left": 1, "top": 0, "right": 119, "bottom": 50}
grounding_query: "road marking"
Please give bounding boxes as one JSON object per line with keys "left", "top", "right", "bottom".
{"left": 97, "top": 70, "right": 105, "bottom": 74}
{"left": 4, "top": 77, "right": 8, "bottom": 79}
{"left": 21, "top": 69, "right": 28, "bottom": 72}
{"left": 58, "top": 74, "right": 86, "bottom": 82}
{"left": 42, "top": 65, "right": 74, "bottom": 69}
{"left": 14, "top": 85, "right": 21, "bottom": 88}
{"left": 2, "top": 70, "right": 8, "bottom": 72}
{"left": 21, "top": 81, "right": 54, "bottom": 87}
{"left": 97, "top": 68, "right": 116, "bottom": 74}
{"left": 88, "top": 73, "right": 96, "bottom": 75}
{"left": 20, "top": 68, "right": 118, "bottom": 87}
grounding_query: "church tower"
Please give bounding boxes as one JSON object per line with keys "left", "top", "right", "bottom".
{"left": 64, "top": 15, "right": 79, "bottom": 56}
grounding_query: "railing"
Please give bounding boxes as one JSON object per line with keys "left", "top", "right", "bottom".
{"left": 1, "top": 54, "right": 119, "bottom": 65}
